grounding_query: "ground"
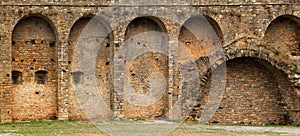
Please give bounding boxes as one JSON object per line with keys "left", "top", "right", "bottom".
{"left": 1, "top": 120, "right": 300, "bottom": 136}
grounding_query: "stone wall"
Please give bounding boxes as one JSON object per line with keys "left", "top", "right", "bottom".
{"left": 68, "top": 16, "right": 113, "bottom": 120}
{"left": 0, "top": 1, "right": 299, "bottom": 124}
{"left": 195, "top": 58, "right": 296, "bottom": 125}
{"left": 121, "top": 17, "right": 169, "bottom": 120}
{"left": 0, "top": 0, "right": 298, "bottom": 5}
{"left": 11, "top": 16, "right": 57, "bottom": 121}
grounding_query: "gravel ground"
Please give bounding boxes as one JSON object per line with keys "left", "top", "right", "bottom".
{"left": 201, "top": 125, "right": 300, "bottom": 135}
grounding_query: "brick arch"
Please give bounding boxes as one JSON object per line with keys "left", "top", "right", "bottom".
{"left": 68, "top": 15, "right": 114, "bottom": 120}
{"left": 190, "top": 34, "right": 300, "bottom": 123}
{"left": 122, "top": 16, "right": 169, "bottom": 120}
{"left": 11, "top": 15, "right": 58, "bottom": 121}
{"left": 124, "top": 16, "right": 168, "bottom": 41}
{"left": 68, "top": 13, "right": 113, "bottom": 38}
{"left": 204, "top": 15, "right": 224, "bottom": 44}
{"left": 223, "top": 50, "right": 298, "bottom": 92}
{"left": 269, "top": 12, "right": 297, "bottom": 24}
{"left": 262, "top": 13, "right": 299, "bottom": 35}
{"left": 262, "top": 15, "right": 300, "bottom": 96}
{"left": 68, "top": 15, "right": 113, "bottom": 72}
{"left": 223, "top": 35, "right": 300, "bottom": 95}
{"left": 265, "top": 14, "right": 300, "bottom": 32}
{"left": 12, "top": 14, "right": 58, "bottom": 42}
{"left": 202, "top": 13, "right": 225, "bottom": 43}
{"left": 264, "top": 15, "right": 300, "bottom": 56}
{"left": 179, "top": 15, "right": 224, "bottom": 42}
{"left": 223, "top": 37, "right": 291, "bottom": 72}
{"left": 108, "top": 12, "right": 172, "bottom": 44}
{"left": 178, "top": 15, "right": 225, "bottom": 121}
{"left": 194, "top": 56, "right": 300, "bottom": 125}
{"left": 178, "top": 15, "right": 223, "bottom": 61}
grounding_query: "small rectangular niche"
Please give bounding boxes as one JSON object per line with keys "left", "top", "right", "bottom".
{"left": 12, "top": 71, "right": 22, "bottom": 84}
{"left": 35, "top": 70, "right": 48, "bottom": 84}
{"left": 72, "top": 71, "right": 84, "bottom": 84}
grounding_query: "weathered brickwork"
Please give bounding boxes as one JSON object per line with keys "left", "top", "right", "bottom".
{"left": 0, "top": 1, "right": 299, "bottom": 125}
{"left": 194, "top": 58, "right": 297, "bottom": 125}
{"left": 179, "top": 15, "right": 223, "bottom": 60}
{"left": 68, "top": 16, "right": 113, "bottom": 120}
{"left": 11, "top": 16, "right": 57, "bottom": 121}
{"left": 122, "top": 17, "right": 170, "bottom": 120}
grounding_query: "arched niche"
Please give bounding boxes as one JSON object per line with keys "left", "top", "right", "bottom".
{"left": 123, "top": 16, "right": 169, "bottom": 120}
{"left": 68, "top": 15, "right": 114, "bottom": 120}
{"left": 11, "top": 15, "right": 58, "bottom": 121}
{"left": 12, "top": 16, "right": 57, "bottom": 83}
{"left": 197, "top": 57, "right": 298, "bottom": 125}
{"left": 265, "top": 15, "right": 300, "bottom": 56}
{"left": 179, "top": 15, "right": 223, "bottom": 61}
{"left": 178, "top": 15, "right": 223, "bottom": 120}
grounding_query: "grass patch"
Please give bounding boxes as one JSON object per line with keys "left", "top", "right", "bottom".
{"left": 0, "top": 120, "right": 104, "bottom": 136}
{"left": 0, "top": 120, "right": 299, "bottom": 136}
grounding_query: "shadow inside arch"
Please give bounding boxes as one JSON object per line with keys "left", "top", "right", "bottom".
{"left": 193, "top": 56, "right": 299, "bottom": 125}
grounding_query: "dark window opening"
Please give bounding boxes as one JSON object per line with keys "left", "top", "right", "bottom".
{"left": 30, "top": 39, "right": 35, "bottom": 44}
{"left": 49, "top": 42, "right": 55, "bottom": 48}
{"left": 35, "top": 70, "right": 48, "bottom": 84}
{"left": 12, "top": 71, "right": 22, "bottom": 84}
{"left": 72, "top": 71, "right": 84, "bottom": 84}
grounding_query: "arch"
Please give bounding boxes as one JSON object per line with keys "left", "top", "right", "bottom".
{"left": 179, "top": 15, "right": 223, "bottom": 60}
{"left": 68, "top": 15, "right": 114, "bottom": 120}
{"left": 12, "top": 15, "right": 57, "bottom": 82}
{"left": 223, "top": 36, "right": 295, "bottom": 75}
{"left": 124, "top": 16, "right": 168, "bottom": 40}
{"left": 11, "top": 15, "right": 58, "bottom": 121}
{"left": 12, "top": 14, "right": 58, "bottom": 43}
{"left": 195, "top": 57, "right": 299, "bottom": 125}
{"left": 265, "top": 15, "right": 300, "bottom": 56}
{"left": 177, "top": 15, "right": 224, "bottom": 121}
{"left": 123, "top": 16, "right": 169, "bottom": 120}
{"left": 203, "top": 15, "right": 223, "bottom": 45}
{"left": 68, "top": 14, "right": 113, "bottom": 45}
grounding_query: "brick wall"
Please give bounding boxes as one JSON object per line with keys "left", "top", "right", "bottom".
{"left": 11, "top": 16, "right": 57, "bottom": 121}
{"left": 122, "top": 17, "right": 169, "bottom": 120}
{"left": 194, "top": 57, "right": 298, "bottom": 125}
{"left": 68, "top": 16, "right": 113, "bottom": 120}
{"left": 0, "top": 2, "right": 298, "bottom": 124}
